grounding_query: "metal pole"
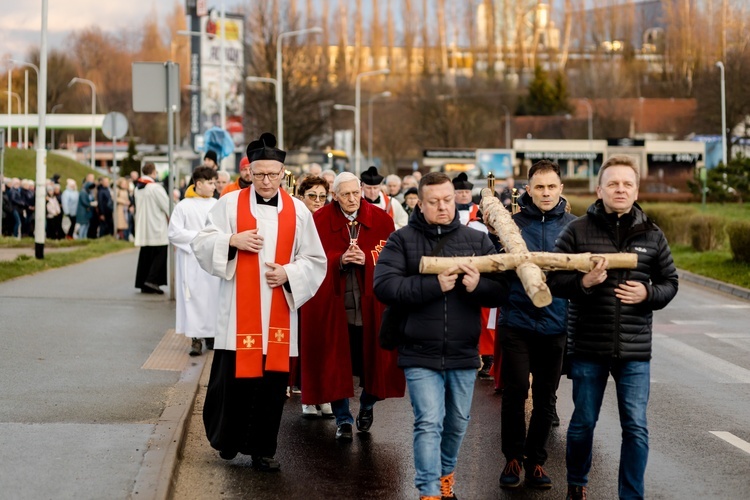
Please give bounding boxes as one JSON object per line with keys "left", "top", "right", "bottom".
{"left": 35, "top": 0, "right": 48, "bottom": 259}
{"left": 166, "top": 61, "right": 176, "bottom": 299}
{"left": 354, "top": 68, "right": 390, "bottom": 176}
{"left": 0, "top": 129, "right": 4, "bottom": 236}
{"left": 716, "top": 61, "right": 727, "bottom": 165}
{"left": 112, "top": 133, "right": 118, "bottom": 239}
{"left": 220, "top": 0, "right": 226, "bottom": 130}
{"left": 582, "top": 99, "right": 594, "bottom": 192}
{"left": 276, "top": 27, "right": 323, "bottom": 150}
{"left": 6, "top": 69, "right": 9, "bottom": 147}
{"left": 24, "top": 70, "right": 28, "bottom": 149}
{"left": 50, "top": 104, "right": 62, "bottom": 149}
{"left": 91, "top": 85, "right": 96, "bottom": 170}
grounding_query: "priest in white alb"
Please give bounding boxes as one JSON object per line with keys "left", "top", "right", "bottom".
{"left": 167, "top": 166, "right": 221, "bottom": 357}
{"left": 191, "top": 133, "right": 326, "bottom": 472}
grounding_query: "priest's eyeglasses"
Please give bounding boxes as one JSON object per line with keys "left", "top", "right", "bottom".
{"left": 251, "top": 169, "right": 284, "bottom": 181}
{"left": 305, "top": 193, "right": 328, "bottom": 201}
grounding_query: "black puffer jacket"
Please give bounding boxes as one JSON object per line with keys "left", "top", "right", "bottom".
{"left": 547, "top": 201, "right": 678, "bottom": 361}
{"left": 373, "top": 208, "right": 510, "bottom": 371}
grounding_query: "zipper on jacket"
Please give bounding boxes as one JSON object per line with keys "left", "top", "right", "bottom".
{"left": 437, "top": 225, "right": 448, "bottom": 370}
{"left": 614, "top": 220, "right": 622, "bottom": 358}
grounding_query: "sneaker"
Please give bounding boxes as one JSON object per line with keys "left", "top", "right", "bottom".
{"left": 319, "top": 403, "right": 334, "bottom": 418}
{"left": 525, "top": 463, "right": 552, "bottom": 489}
{"left": 251, "top": 456, "right": 280, "bottom": 472}
{"left": 440, "top": 471, "right": 457, "bottom": 499}
{"left": 420, "top": 496, "right": 440, "bottom": 500}
{"left": 219, "top": 449, "right": 237, "bottom": 460}
{"left": 499, "top": 458, "right": 523, "bottom": 489}
{"left": 291, "top": 386, "right": 302, "bottom": 394}
{"left": 551, "top": 407, "right": 560, "bottom": 427}
{"left": 335, "top": 423, "right": 353, "bottom": 441}
{"left": 566, "top": 485, "right": 587, "bottom": 500}
{"left": 189, "top": 338, "right": 202, "bottom": 356}
{"left": 302, "top": 404, "right": 319, "bottom": 418}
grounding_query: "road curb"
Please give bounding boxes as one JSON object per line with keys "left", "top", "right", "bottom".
{"left": 131, "top": 354, "right": 209, "bottom": 500}
{"left": 678, "top": 268, "right": 750, "bottom": 302}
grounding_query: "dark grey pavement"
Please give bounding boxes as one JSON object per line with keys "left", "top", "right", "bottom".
{"left": 0, "top": 248, "right": 206, "bottom": 500}
{"left": 172, "top": 278, "right": 750, "bottom": 500}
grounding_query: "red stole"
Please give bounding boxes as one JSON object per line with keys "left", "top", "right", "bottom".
{"left": 235, "top": 188, "right": 296, "bottom": 378}
{"left": 467, "top": 204, "right": 480, "bottom": 223}
{"left": 382, "top": 193, "right": 394, "bottom": 218}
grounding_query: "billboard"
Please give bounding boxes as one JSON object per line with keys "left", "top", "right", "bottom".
{"left": 200, "top": 10, "right": 245, "bottom": 147}
{"left": 476, "top": 149, "right": 514, "bottom": 179}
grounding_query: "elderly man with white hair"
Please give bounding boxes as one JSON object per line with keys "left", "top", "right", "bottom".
{"left": 300, "top": 171, "right": 405, "bottom": 441}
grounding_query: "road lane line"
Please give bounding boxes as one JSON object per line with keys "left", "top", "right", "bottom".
{"left": 710, "top": 432, "right": 750, "bottom": 454}
{"left": 705, "top": 333, "right": 750, "bottom": 338}
{"left": 656, "top": 337, "right": 750, "bottom": 383}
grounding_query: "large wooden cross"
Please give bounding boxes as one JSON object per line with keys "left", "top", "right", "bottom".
{"left": 419, "top": 189, "right": 638, "bottom": 308}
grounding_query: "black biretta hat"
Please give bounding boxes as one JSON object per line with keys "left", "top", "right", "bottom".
{"left": 246, "top": 132, "right": 286, "bottom": 164}
{"left": 452, "top": 172, "right": 473, "bottom": 191}
{"left": 360, "top": 166, "right": 384, "bottom": 185}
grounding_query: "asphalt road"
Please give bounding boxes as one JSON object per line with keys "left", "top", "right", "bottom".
{"left": 172, "top": 280, "right": 750, "bottom": 500}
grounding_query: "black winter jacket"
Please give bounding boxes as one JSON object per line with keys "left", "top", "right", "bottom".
{"left": 373, "top": 208, "right": 510, "bottom": 371}
{"left": 547, "top": 201, "right": 678, "bottom": 361}
{"left": 499, "top": 193, "right": 577, "bottom": 336}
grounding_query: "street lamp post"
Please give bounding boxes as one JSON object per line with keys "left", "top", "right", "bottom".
{"left": 68, "top": 77, "right": 97, "bottom": 170}
{"left": 276, "top": 27, "right": 322, "bottom": 149}
{"left": 581, "top": 99, "right": 594, "bottom": 192}
{"left": 355, "top": 68, "right": 390, "bottom": 175}
{"left": 716, "top": 61, "right": 727, "bottom": 165}
{"left": 50, "top": 104, "right": 63, "bottom": 149}
{"left": 10, "top": 60, "right": 40, "bottom": 149}
{"left": 500, "top": 104, "right": 511, "bottom": 149}
{"left": 367, "top": 91, "right": 391, "bottom": 165}
{"left": 2, "top": 91, "right": 22, "bottom": 145}
{"left": 333, "top": 104, "right": 356, "bottom": 160}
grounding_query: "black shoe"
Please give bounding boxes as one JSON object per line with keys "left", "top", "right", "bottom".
{"left": 525, "top": 463, "right": 552, "bottom": 489}
{"left": 335, "top": 423, "right": 353, "bottom": 441}
{"left": 205, "top": 338, "right": 214, "bottom": 350}
{"left": 356, "top": 407, "right": 374, "bottom": 432}
{"left": 189, "top": 338, "right": 202, "bottom": 356}
{"left": 251, "top": 456, "right": 280, "bottom": 472}
{"left": 499, "top": 458, "right": 522, "bottom": 489}
{"left": 566, "top": 485, "right": 587, "bottom": 500}
{"left": 143, "top": 282, "right": 164, "bottom": 295}
{"left": 478, "top": 355, "right": 493, "bottom": 378}
{"left": 219, "top": 449, "right": 237, "bottom": 460}
{"left": 551, "top": 407, "right": 560, "bottom": 427}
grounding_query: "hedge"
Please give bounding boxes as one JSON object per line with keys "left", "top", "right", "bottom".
{"left": 726, "top": 220, "right": 750, "bottom": 263}
{"left": 689, "top": 215, "right": 726, "bottom": 252}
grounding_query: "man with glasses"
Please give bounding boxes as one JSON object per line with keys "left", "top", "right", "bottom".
{"left": 300, "top": 172, "right": 405, "bottom": 441}
{"left": 192, "top": 133, "right": 327, "bottom": 471}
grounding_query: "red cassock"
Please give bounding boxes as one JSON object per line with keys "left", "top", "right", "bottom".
{"left": 300, "top": 200, "right": 406, "bottom": 405}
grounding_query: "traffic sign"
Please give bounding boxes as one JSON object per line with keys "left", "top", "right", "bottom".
{"left": 102, "top": 112, "right": 129, "bottom": 140}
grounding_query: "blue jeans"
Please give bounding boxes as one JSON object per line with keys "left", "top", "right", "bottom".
{"left": 405, "top": 367, "right": 476, "bottom": 497}
{"left": 566, "top": 357, "right": 650, "bottom": 499}
{"left": 331, "top": 390, "right": 379, "bottom": 426}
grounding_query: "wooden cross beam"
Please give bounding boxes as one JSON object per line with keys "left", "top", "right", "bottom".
{"left": 418, "top": 189, "right": 638, "bottom": 307}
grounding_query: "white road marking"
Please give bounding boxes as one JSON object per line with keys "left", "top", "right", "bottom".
{"left": 656, "top": 337, "right": 750, "bottom": 383}
{"left": 705, "top": 333, "right": 750, "bottom": 339}
{"left": 670, "top": 320, "right": 715, "bottom": 325}
{"left": 710, "top": 432, "right": 750, "bottom": 454}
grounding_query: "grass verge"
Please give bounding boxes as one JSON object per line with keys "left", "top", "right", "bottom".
{"left": 0, "top": 237, "right": 134, "bottom": 283}
{"left": 670, "top": 244, "right": 750, "bottom": 290}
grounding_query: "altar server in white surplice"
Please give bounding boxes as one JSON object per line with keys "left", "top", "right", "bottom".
{"left": 191, "top": 132, "right": 326, "bottom": 472}
{"left": 168, "top": 166, "right": 221, "bottom": 357}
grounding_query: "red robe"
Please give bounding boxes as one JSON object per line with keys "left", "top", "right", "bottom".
{"left": 300, "top": 200, "right": 405, "bottom": 404}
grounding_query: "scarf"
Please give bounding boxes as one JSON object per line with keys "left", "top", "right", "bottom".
{"left": 234, "top": 187, "right": 297, "bottom": 378}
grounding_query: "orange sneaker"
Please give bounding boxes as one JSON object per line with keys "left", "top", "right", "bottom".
{"left": 440, "top": 471, "right": 457, "bottom": 499}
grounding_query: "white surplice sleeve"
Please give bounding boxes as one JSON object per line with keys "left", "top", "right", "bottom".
{"left": 168, "top": 202, "right": 199, "bottom": 253}
{"left": 282, "top": 199, "right": 327, "bottom": 311}
{"left": 191, "top": 193, "right": 238, "bottom": 280}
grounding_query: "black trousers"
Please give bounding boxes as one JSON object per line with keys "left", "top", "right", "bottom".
{"left": 134, "top": 245, "right": 167, "bottom": 288}
{"left": 203, "top": 350, "right": 288, "bottom": 457}
{"left": 499, "top": 326, "right": 566, "bottom": 466}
